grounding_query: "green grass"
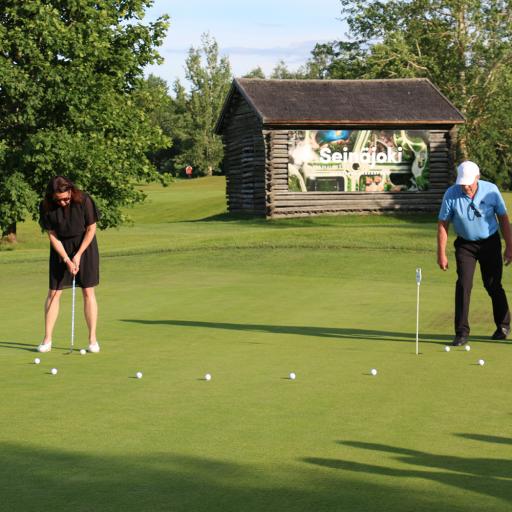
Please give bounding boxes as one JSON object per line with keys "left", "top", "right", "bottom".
{"left": 1, "top": 177, "right": 512, "bottom": 511}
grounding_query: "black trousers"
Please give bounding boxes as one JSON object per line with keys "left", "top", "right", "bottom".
{"left": 454, "top": 231, "right": 510, "bottom": 336}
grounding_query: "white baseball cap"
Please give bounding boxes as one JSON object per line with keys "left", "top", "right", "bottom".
{"left": 456, "top": 161, "right": 480, "bottom": 185}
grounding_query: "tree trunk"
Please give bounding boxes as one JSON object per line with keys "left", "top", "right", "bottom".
{"left": 1, "top": 223, "right": 17, "bottom": 244}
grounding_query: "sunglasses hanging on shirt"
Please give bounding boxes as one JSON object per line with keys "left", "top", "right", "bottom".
{"left": 467, "top": 200, "right": 482, "bottom": 220}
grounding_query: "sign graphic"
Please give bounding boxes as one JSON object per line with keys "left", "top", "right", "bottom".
{"left": 288, "top": 129, "right": 430, "bottom": 192}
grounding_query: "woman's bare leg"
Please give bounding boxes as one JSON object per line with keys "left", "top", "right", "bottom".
{"left": 82, "top": 287, "right": 98, "bottom": 344}
{"left": 43, "top": 289, "right": 63, "bottom": 344}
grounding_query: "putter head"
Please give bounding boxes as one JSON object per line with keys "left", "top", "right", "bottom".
{"left": 416, "top": 268, "right": 422, "bottom": 285}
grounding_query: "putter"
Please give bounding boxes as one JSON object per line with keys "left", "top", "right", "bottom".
{"left": 69, "top": 276, "right": 76, "bottom": 354}
{"left": 415, "top": 268, "right": 422, "bottom": 355}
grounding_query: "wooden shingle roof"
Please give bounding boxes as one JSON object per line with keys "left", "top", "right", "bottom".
{"left": 215, "top": 78, "right": 464, "bottom": 133}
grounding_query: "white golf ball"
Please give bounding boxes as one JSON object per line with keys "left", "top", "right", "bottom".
{"left": 136, "top": 371, "right": 143, "bottom": 379}
{"left": 205, "top": 373, "right": 212, "bottom": 381}
{"left": 289, "top": 372, "right": 296, "bottom": 380}
{"left": 34, "top": 358, "right": 41, "bottom": 365}
{"left": 465, "top": 345, "right": 471, "bottom": 352}
{"left": 478, "top": 359, "right": 485, "bottom": 366}
{"left": 51, "top": 368, "right": 58, "bottom": 375}
{"left": 80, "top": 349, "right": 86, "bottom": 355}
{"left": 444, "top": 346, "right": 451, "bottom": 352}
{"left": 371, "top": 368, "right": 378, "bottom": 376}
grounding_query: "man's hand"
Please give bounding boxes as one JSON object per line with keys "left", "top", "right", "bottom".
{"left": 498, "top": 214, "right": 512, "bottom": 265}
{"left": 504, "top": 246, "right": 512, "bottom": 266}
{"left": 438, "top": 253, "right": 449, "bottom": 271}
{"left": 437, "top": 220, "right": 449, "bottom": 271}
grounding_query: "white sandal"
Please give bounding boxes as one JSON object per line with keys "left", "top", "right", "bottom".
{"left": 88, "top": 342, "right": 100, "bottom": 353}
{"left": 37, "top": 342, "right": 52, "bottom": 353}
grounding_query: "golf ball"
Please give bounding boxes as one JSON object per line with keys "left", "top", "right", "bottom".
{"left": 136, "top": 372, "right": 143, "bottom": 379}
{"left": 478, "top": 359, "right": 485, "bottom": 366}
{"left": 205, "top": 373, "right": 212, "bottom": 381}
{"left": 34, "top": 358, "right": 41, "bottom": 365}
{"left": 80, "top": 349, "right": 86, "bottom": 355}
{"left": 51, "top": 368, "right": 58, "bottom": 375}
{"left": 371, "top": 368, "right": 378, "bottom": 376}
{"left": 465, "top": 345, "right": 471, "bottom": 352}
{"left": 289, "top": 372, "right": 296, "bottom": 380}
{"left": 444, "top": 346, "right": 451, "bottom": 352}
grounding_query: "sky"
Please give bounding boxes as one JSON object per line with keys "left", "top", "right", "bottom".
{"left": 143, "top": 0, "right": 347, "bottom": 88}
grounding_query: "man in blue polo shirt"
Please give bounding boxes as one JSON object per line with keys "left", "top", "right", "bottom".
{"left": 438, "top": 161, "right": 512, "bottom": 346}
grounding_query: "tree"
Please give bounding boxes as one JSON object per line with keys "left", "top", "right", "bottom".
{"left": 134, "top": 74, "right": 174, "bottom": 174}
{"left": 176, "top": 33, "right": 232, "bottom": 176}
{"left": 269, "top": 60, "right": 310, "bottom": 79}
{"left": 165, "top": 79, "right": 193, "bottom": 176}
{"left": 0, "top": 0, "right": 170, "bottom": 241}
{"left": 243, "top": 66, "right": 266, "bottom": 79}
{"left": 307, "top": 0, "right": 512, "bottom": 187}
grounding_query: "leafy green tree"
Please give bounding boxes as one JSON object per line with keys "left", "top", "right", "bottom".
{"left": 305, "top": 40, "right": 369, "bottom": 79}
{"left": 0, "top": 0, "right": 169, "bottom": 241}
{"left": 176, "top": 33, "right": 232, "bottom": 176}
{"left": 308, "top": 0, "right": 512, "bottom": 187}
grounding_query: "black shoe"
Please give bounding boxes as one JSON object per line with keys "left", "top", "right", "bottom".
{"left": 491, "top": 327, "right": 510, "bottom": 340}
{"left": 451, "top": 335, "right": 468, "bottom": 346}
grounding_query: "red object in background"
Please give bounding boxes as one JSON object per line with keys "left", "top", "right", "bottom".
{"left": 185, "top": 165, "right": 193, "bottom": 178}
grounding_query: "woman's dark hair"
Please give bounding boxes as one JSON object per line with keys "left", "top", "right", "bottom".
{"left": 42, "top": 176, "right": 84, "bottom": 212}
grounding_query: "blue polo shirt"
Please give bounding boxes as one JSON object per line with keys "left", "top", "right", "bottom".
{"left": 438, "top": 180, "right": 507, "bottom": 241}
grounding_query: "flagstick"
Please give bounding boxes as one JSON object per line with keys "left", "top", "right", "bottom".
{"left": 416, "top": 268, "right": 422, "bottom": 355}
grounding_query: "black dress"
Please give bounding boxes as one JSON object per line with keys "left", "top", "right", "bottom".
{"left": 39, "top": 193, "right": 100, "bottom": 290}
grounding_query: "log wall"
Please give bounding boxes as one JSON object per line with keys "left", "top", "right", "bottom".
{"left": 265, "top": 128, "right": 456, "bottom": 218}
{"left": 221, "top": 92, "right": 266, "bottom": 215}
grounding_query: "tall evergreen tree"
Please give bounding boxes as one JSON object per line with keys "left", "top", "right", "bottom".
{"left": 176, "top": 33, "right": 232, "bottom": 176}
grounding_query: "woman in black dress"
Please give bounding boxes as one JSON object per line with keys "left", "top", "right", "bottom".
{"left": 37, "top": 176, "right": 101, "bottom": 353}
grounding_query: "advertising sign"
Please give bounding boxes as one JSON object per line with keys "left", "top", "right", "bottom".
{"left": 288, "top": 129, "right": 430, "bottom": 192}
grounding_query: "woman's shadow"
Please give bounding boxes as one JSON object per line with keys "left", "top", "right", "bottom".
{"left": 0, "top": 341, "right": 41, "bottom": 352}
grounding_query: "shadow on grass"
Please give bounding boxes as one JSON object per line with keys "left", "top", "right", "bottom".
{"left": 303, "top": 438, "right": 512, "bottom": 505}
{"left": 192, "top": 212, "right": 436, "bottom": 228}
{"left": 119, "top": 319, "right": 509, "bottom": 345}
{"left": 189, "top": 212, "right": 266, "bottom": 224}
{"left": 0, "top": 341, "right": 72, "bottom": 353}
{"left": 454, "top": 434, "right": 512, "bottom": 445}
{"left": 0, "top": 442, "right": 502, "bottom": 512}
{"left": 0, "top": 341, "right": 39, "bottom": 352}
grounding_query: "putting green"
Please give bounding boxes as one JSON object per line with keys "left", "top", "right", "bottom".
{"left": 1, "top": 177, "right": 512, "bottom": 511}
